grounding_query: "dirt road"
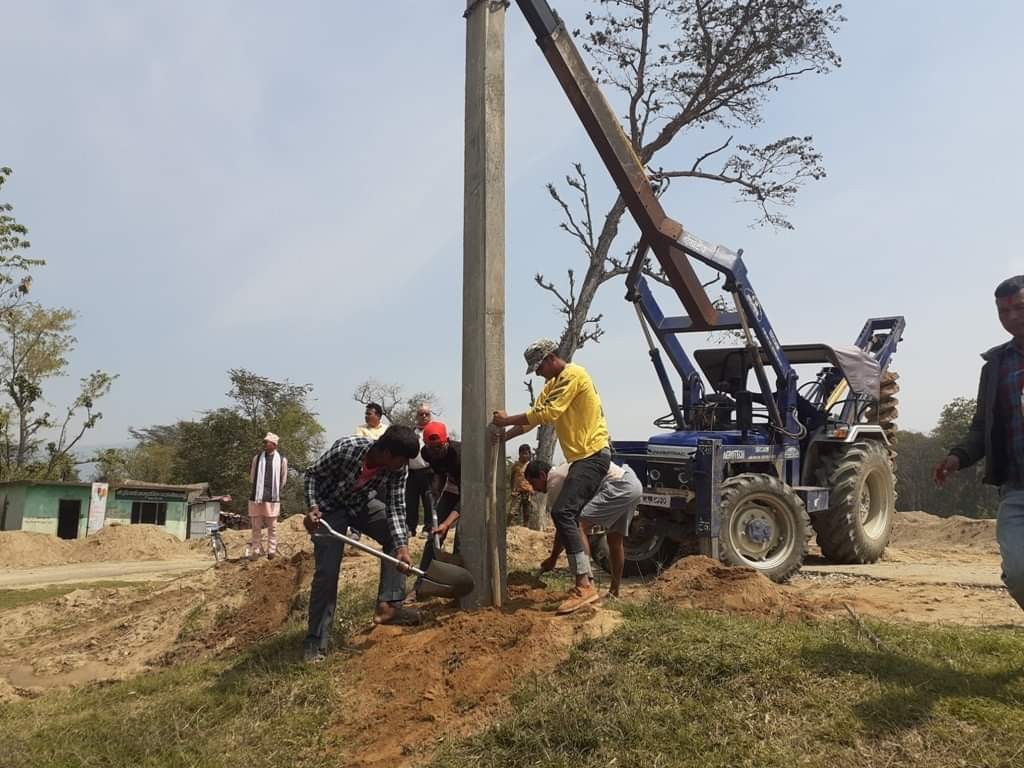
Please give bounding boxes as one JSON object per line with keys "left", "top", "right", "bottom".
{"left": 0, "top": 558, "right": 212, "bottom": 589}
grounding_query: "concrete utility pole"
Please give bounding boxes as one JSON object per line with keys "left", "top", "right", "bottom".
{"left": 460, "top": 0, "right": 507, "bottom": 608}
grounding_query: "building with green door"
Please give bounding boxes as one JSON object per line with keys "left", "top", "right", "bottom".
{"left": 0, "top": 480, "right": 210, "bottom": 540}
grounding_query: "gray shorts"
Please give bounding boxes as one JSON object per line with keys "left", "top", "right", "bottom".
{"left": 580, "top": 464, "right": 642, "bottom": 535}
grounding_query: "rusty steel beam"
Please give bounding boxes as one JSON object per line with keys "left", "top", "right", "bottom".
{"left": 517, "top": 0, "right": 718, "bottom": 327}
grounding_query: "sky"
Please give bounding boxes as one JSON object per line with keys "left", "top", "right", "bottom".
{"left": 1, "top": 0, "right": 1022, "bottom": 457}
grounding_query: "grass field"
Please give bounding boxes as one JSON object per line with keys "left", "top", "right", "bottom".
{"left": 3, "top": 591, "right": 1023, "bottom": 768}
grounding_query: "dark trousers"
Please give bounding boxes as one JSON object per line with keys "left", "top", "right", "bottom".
{"left": 550, "top": 449, "right": 611, "bottom": 555}
{"left": 405, "top": 468, "right": 433, "bottom": 534}
{"left": 415, "top": 491, "right": 460, "bottom": 589}
{"left": 305, "top": 501, "right": 405, "bottom": 653}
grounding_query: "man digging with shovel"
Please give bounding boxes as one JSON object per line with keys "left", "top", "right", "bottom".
{"left": 492, "top": 339, "right": 611, "bottom": 614}
{"left": 302, "top": 426, "right": 423, "bottom": 663}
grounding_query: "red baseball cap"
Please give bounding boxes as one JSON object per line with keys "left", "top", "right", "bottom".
{"left": 422, "top": 421, "right": 449, "bottom": 445}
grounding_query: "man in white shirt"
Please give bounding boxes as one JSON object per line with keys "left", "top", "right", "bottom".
{"left": 406, "top": 403, "right": 435, "bottom": 538}
{"left": 526, "top": 458, "right": 641, "bottom": 599}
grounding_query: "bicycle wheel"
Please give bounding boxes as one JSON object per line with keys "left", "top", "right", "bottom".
{"left": 211, "top": 535, "right": 227, "bottom": 562}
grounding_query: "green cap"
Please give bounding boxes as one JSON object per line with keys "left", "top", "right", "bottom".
{"left": 523, "top": 338, "right": 558, "bottom": 374}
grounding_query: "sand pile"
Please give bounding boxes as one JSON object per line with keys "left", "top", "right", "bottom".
{"left": 891, "top": 511, "right": 998, "bottom": 554}
{"left": 0, "top": 553, "right": 313, "bottom": 700}
{"left": 506, "top": 526, "right": 552, "bottom": 567}
{"left": 652, "top": 555, "right": 824, "bottom": 619}
{"left": 0, "top": 524, "right": 200, "bottom": 569}
{"left": 333, "top": 583, "right": 620, "bottom": 768}
{"left": 72, "top": 524, "right": 197, "bottom": 562}
{"left": 0, "top": 531, "right": 73, "bottom": 567}
{"left": 217, "top": 514, "right": 320, "bottom": 555}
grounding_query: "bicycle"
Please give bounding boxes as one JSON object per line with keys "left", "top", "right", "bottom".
{"left": 206, "top": 521, "right": 228, "bottom": 563}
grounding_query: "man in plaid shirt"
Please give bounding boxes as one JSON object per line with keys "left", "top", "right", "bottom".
{"left": 935, "top": 275, "right": 1024, "bottom": 611}
{"left": 303, "top": 425, "right": 421, "bottom": 662}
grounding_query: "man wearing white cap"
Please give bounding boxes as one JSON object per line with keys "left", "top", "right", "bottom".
{"left": 249, "top": 432, "right": 289, "bottom": 558}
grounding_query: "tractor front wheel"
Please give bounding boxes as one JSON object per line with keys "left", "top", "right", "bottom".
{"left": 718, "top": 473, "right": 810, "bottom": 583}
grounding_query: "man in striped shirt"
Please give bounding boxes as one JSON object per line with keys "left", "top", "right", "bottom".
{"left": 303, "top": 425, "right": 421, "bottom": 663}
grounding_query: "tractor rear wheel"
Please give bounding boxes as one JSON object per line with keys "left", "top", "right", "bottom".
{"left": 814, "top": 440, "right": 895, "bottom": 563}
{"left": 613, "top": 514, "right": 680, "bottom": 577}
{"left": 718, "top": 474, "right": 810, "bottom": 583}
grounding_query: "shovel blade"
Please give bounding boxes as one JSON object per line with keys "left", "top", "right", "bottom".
{"left": 417, "top": 559, "right": 475, "bottom": 599}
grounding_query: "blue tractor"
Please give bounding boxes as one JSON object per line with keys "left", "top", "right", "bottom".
{"left": 600, "top": 256, "right": 904, "bottom": 582}
{"left": 512, "top": 0, "right": 905, "bottom": 582}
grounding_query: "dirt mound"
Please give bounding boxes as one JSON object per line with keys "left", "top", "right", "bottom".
{"left": 506, "top": 526, "right": 551, "bottom": 567}
{"left": 891, "top": 511, "right": 998, "bottom": 555}
{"left": 0, "top": 524, "right": 199, "bottom": 569}
{"left": 191, "top": 514, "right": 373, "bottom": 559}
{"left": 652, "top": 555, "right": 825, "bottom": 618}
{"left": 71, "top": 524, "right": 196, "bottom": 562}
{"left": 333, "top": 581, "right": 620, "bottom": 768}
{"left": 0, "top": 531, "right": 72, "bottom": 567}
{"left": 0, "top": 553, "right": 313, "bottom": 700}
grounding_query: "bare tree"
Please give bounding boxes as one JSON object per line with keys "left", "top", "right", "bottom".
{"left": 531, "top": 0, "right": 842, "bottom": 462}
{"left": 352, "top": 379, "right": 441, "bottom": 427}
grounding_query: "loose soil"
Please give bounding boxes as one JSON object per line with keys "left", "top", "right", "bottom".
{"left": 890, "top": 511, "right": 998, "bottom": 555}
{"left": 2, "top": 511, "right": 1021, "bottom": 716}
{"left": 0, "top": 524, "right": 202, "bottom": 569}
{"left": 0, "top": 553, "right": 314, "bottom": 702}
{"left": 332, "top": 574, "right": 621, "bottom": 768}
{"left": 189, "top": 514, "right": 329, "bottom": 558}
{"left": 650, "top": 555, "right": 825, "bottom": 619}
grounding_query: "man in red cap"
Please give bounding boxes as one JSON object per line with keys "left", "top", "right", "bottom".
{"left": 411, "top": 421, "right": 462, "bottom": 598}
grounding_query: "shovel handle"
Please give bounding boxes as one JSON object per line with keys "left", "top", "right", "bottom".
{"left": 429, "top": 499, "right": 443, "bottom": 553}
{"left": 316, "top": 519, "right": 426, "bottom": 578}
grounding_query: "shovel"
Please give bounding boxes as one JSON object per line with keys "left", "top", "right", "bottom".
{"left": 316, "top": 519, "right": 475, "bottom": 599}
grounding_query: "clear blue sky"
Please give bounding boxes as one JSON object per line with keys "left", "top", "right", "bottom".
{"left": 1, "top": 1, "right": 1022, "bottom": 453}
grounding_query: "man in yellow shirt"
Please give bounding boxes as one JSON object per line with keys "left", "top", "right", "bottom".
{"left": 492, "top": 338, "right": 610, "bottom": 613}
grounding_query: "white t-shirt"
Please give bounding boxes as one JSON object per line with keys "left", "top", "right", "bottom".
{"left": 545, "top": 460, "right": 624, "bottom": 508}
{"left": 407, "top": 425, "right": 429, "bottom": 470}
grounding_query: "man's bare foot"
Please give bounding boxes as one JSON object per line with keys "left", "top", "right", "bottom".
{"left": 556, "top": 584, "right": 600, "bottom": 615}
{"left": 373, "top": 602, "right": 421, "bottom": 626}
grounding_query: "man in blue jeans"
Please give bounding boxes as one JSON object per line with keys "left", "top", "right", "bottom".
{"left": 303, "top": 426, "right": 422, "bottom": 663}
{"left": 934, "top": 275, "right": 1024, "bottom": 610}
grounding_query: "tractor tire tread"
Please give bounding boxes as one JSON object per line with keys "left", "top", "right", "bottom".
{"left": 814, "top": 440, "right": 895, "bottom": 564}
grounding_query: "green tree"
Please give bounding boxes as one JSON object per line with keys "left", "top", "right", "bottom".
{"left": 0, "top": 304, "right": 115, "bottom": 480}
{"left": 892, "top": 398, "right": 998, "bottom": 519}
{"left": 931, "top": 397, "right": 998, "bottom": 518}
{"left": 120, "top": 370, "right": 325, "bottom": 515}
{"left": 93, "top": 441, "right": 178, "bottom": 485}
{"left": 892, "top": 429, "right": 942, "bottom": 514}
{"left": 0, "top": 167, "right": 44, "bottom": 316}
